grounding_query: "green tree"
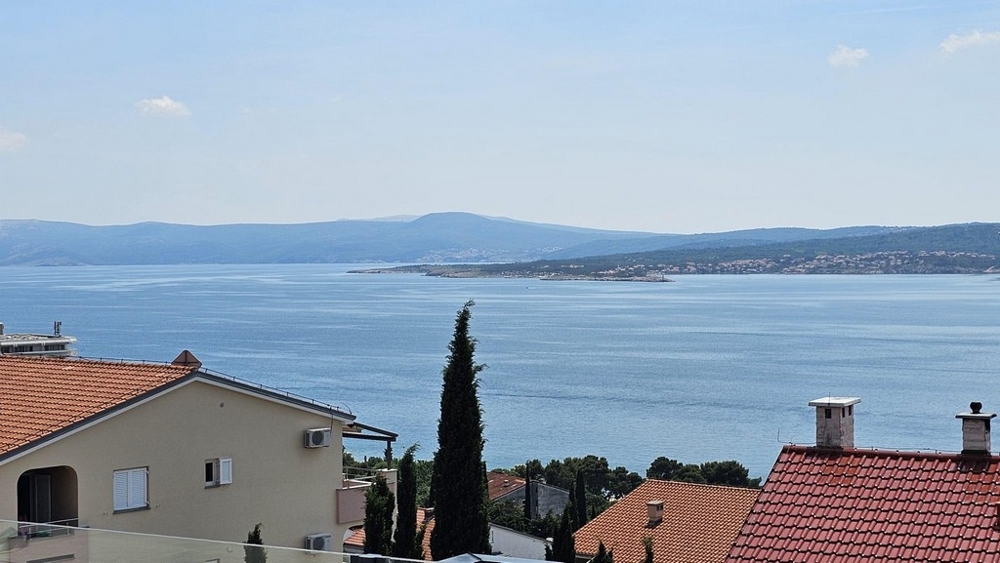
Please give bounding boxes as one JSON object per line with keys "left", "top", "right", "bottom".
{"left": 646, "top": 457, "right": 684, "bottom": 481}
{"left": 524, "top": 472, "right": 534, "bottom": 520}
{"left": 393, "top": 445, "right": 422, "bottom": 559}
{"left": 699, "top": 460, "right": 761, "bottom": 488}
{"left": 642, "top": 537, "right": 654, "bottom": 563}
{"left": 363, "top": 474, "right": 395, "bottom": 555}
{"left": 607, "top": 466, "right": 644, "bottom": 499}
{"left": 573, "top": 470, "right": 588, "bottom": 529}
{"left": 591, "top": 541, "right": 613, "bottom": 563}
{"left": 546, "top": 505, "right": 575, "bottom": 563}
{"left": 429, "top": 301, "right": 490, "bottom": 559}
{"left": 244, "top": 523, "right": 266, "bottom": 563}
{"left": 673, "top": 464, "right": 707, "bottom": 484}
{"left": 487, "top": 498, "right": 527, "bottom": 532}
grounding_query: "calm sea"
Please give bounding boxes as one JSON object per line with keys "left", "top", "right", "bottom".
{"left": 2, "top": 265, "right": 998, "bottom": 480}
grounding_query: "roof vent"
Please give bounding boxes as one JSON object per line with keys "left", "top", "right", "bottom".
{"left": 647, "top": 499, "right": 664, "bottom": 526}
{"left": 956, "top": 401, "right": 996, "bottom": 454}
{"left": 808, "top": 397, "right": 860, "bottom": 448}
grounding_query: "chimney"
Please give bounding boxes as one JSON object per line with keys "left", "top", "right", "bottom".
{"left": 808, "top": 397, "right": 860, "bottom": 448}
{"left": 646, "top": 499, "right": 664, "bottom": 526}
{"left": 171, "top": 349, "right": 203, "bottom": 370}
{"left": 0, "top": 322, "right": 4, "bottom": 336}
{"left": 956, "top": 401, "right": 996, "bottom": 454}
{"left": 53, "top": 321, "right": 62, "bottom": 337}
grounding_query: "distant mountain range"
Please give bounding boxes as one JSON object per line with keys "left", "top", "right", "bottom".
{"left": 0, "top": 214, "right": 996, "bottom": 274}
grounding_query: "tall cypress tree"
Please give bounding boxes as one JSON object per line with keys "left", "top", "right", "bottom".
{"left": 574, "top": 469, "right": 588, "bottom": 530}
{"left": 430, "top": 301, "right": 490, "bottom": 559}
{"left": 546, "top": 505, "right": 575, "bottom": 563}
{"left": 392, "top": 444, "right": 421, "bottom": 559}
{"left": 363, "top": 474, "right": 395, "bottom": 555}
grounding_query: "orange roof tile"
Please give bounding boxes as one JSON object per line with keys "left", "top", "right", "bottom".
{"left": 0, "top": 355, "right": 197, "bottom": 457}
{"left": 575, "top": 479, "right": 759, "bottom": 563}
{"left": 487, "top": 471, "right": 526, "bottom": 500}
{"left": 345, "top": 507, "right": 435, "bottom": 560}
{"left": 726, "top": 445, "right": 1000, "bottom": 562}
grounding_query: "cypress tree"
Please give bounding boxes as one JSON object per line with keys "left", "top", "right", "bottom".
{"left": 244, "top": 523, "right": 267, "bottom": 563}
{"left": 392, "top": 444, "right": 421, "bottom": 559}
{"left": 430, "top": 301, "right": 490, "bottom": 559}
{"left": 524, "top": 472, "right": 533, "bottom": 521}
{"left": 547, "top": 505, "right": 576, "bottom": 563}
{"left": 574, "top": 470, "right": 588, "bottom": 530}
{"left": 591, "top": 541, "right": 613, "bottom": 563}
{"left": 642, "top": 537, "right": 654, "bottom": 563}
{"left": 363, "top": 474, "right": 395, "bottom": 555}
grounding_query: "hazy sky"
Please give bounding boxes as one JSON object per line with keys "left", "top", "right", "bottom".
{"left": 2, "top": 1, "right": 998, "bottom": 233}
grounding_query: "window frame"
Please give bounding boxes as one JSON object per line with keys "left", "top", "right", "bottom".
{"left": 205, "top": 457, "right": 233, "bottom": 488}
{"left": 113, "top": 467, "right": 149, "bottom": 513}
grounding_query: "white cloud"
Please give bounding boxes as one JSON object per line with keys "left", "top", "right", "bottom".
{"left": 828, "top": 44, "right": 869, "bottom": 68}
{"left": 0, "top": 128, "right": 28, "bottom": 151}
{"left": 940, "top": 30, "right": 1000, "bottom": 53}
{"left": 136, "top": 95, "right": 191, "bottom": 116}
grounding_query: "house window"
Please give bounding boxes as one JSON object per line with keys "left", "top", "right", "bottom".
{"left": 205, "top": 458, "right": 232, "bottom": 487}
{"left": 113, "top": 467, "right": 148, "bottom": 512}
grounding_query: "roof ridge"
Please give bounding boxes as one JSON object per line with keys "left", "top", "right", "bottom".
{"left": 782, "top": 443, "right": 999, "bottom": 460}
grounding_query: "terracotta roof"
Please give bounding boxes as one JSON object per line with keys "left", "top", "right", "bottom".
{"left": 345, "top": 507, "right": 435, "bottom": 560}
{"left": 0, "top": 355, "right": 197, "bottom": 457}
{"left": 727, "top": 445, "right": 1000, "bottom": 562}
{"left": 575, "top": 479, "right": 759, "bottom": 563}
{"left": 487, "top": 471, "right": 526, "bottom": 500}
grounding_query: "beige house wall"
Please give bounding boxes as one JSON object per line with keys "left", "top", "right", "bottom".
{"left": 0, "top": 378, "right": 349, "bottom": 550}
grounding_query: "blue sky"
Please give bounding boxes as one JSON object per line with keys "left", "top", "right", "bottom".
{"left": 2, "top": 1, "right": 998, "bottom": 232}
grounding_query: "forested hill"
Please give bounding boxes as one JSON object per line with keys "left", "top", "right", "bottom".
{"left": 0, "top": 213, "right": 646, "bottom": 266}
{"left": 0, "top": 213, "right": 897, "bottom": 266}
{"left": 377, "top": 223, "right": 1000, "bottom": 279}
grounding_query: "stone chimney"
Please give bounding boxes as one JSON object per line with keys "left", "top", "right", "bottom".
{"left": 956, "top": 401, "right": 996, "bottom": 454}
{"left": 646, "top": 499, "right": 664, "bottom": 526}
{"left": 808, "top": 397, "right": 860, "bottom": 448}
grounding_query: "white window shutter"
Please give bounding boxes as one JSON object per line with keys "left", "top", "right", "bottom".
{"left": 113, "top": 471, "right": 129, "bottom": 511}
{"left": 219, "top": 458, "right": 233, "bottom": 485}
{"left": 129, "top": 468, "right": 148, "bottom": 508}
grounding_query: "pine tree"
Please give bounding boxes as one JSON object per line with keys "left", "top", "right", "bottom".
{"left": 363, "top": 474, "right": 395, "bottom": 555}
{"left": 244, "top": 523, "right": 267, "bottom": 563}
{"left": 430, "top": 301, "right": 490, "bottom": 559}
{"left": 642, "top": 537, "right": 654, "bottom": 563}
{"left": 393, "top": 444, "right": 421, "bottom": 559}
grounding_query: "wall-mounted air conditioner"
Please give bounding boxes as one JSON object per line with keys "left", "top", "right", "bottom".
{"left": 304, "top": 428, "right": 332, "bottom": 448}
{"left": 305, "top": 532, "right": 333, "bottom": 551}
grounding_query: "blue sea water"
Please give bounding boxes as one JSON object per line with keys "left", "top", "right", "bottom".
{"left": 1, "top": 264, "right": 998, "bottom": 480}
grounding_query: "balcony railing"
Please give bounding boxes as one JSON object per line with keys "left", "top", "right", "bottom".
{"left": 0, "top": 519, "right": 346, "bottom": 563}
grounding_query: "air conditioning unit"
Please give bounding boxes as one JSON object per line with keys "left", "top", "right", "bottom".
{"left": 304, "top": 428, "right": 332, "bottom": 448}
{"left": 305, "top": 532, "right": 333, "bottom": 551}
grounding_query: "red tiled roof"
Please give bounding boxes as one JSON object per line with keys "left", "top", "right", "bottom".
{"left": 727, "top": 445, "right": 1000, "bottom": 562}
{"left": 345, "top": 507, "right": 435, "bottom": 560}
{"left": 487, "top": 471, "right": 526, "bottom": 500}
{"left": 575, "top": 479, "right": 760, "bottom": 563}
{"left": 0, "top": 355, "right": 197, "bottom": 457}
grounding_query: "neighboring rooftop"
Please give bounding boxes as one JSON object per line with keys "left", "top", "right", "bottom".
{"left": 726, "top": 445, "right": 1000, "bottom": 562}
{"left": 574, "top": 479, "right": 759, "bottom": 563}
{"left": 0, "top": 321, "right": 77, "bottom": 357}
{"left": 0, "top": 355, "right": 196, "bottom": 457}
{"left": 487, "top": 471, "right": 526, "bottom": 500}
{"left": 0, "top": 353, "right": 368, "bottom": 462}
{"left": 345, "top": 507, "right": 435, "bottom": 560}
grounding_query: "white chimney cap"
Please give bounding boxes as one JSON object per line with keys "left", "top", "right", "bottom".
{"left": 809, "top": 397, "right": 861, "bottom": 408}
